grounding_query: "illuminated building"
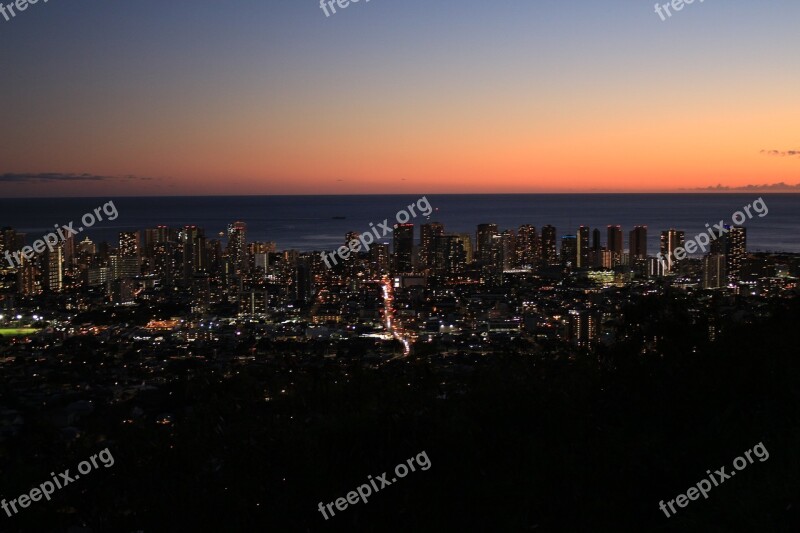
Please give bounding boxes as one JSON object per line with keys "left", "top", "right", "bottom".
{"left": 567, "top": 309, "right": 599, "bottom": 347}
{"left": 420, "top": 222, "right": 444, "bottom": 271}
{"left": 541, "top": 225, "right": 557, "bottom": 266}
{"left": 227, "top": 221, "right": 248, "bottom": 275}
{"left": 703, "top": 254, "right": 727, "bottom": 289}
{"left": 393, "top": 223, "right": 414, "bottom": 274}
{"left": 660, "top": 229, "right": 685, "bottom": 272}
{"left": 476, "top": 224, "right": 498, "bottom": 264}
{"left": 181, "top": 225, "right": 207, "bottom": 281}
{"left": 577, "top": 226, "right": 590, "bottom": 268}
{"left": 516, "top": 224, "right": 539, "bottom": 267}
{"left": 119, "top": 231, "right": 141, "bottom": 258}
{"left": 712, "top": 226, "right": 747, "bottom": 286}
{"left": 607, "top": 225, "right": 623, "bottom": 266}
{"left": 45, "top": 246, "right": 63, "bottom": 292}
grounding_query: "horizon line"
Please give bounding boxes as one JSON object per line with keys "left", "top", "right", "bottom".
{"left": 3, "top": 191, "right": 800, "bottom": 200}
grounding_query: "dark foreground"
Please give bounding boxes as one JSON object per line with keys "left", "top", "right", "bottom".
{"left": 1, "top": 297, "right": 799, "bottom": 532}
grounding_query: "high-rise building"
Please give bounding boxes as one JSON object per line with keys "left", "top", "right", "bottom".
{"left": 703, "top": 254, "right": 727, "bottom": 289}
{"left": 600, "top": 249, "right": 613, "bottom": 269}
{"left": 456, "top": 233, "right": 474, "bottom": 264}
{"left": 63, "top": 233, "right": 76, "bottom": 269}
{"left": 119, "top": 231, "right": 141, "bottom": 258}
{"left": 144, "top": 226, "right": 176, "bottom": 256}
{"left": 629, "top": 226, "right": 647, "bottom": 260}
{"left": 420, "top": 223, "right": 444, "bottom": 271}
{"left": 433, "top": 234, "right": 468, "bottom": 274}
{"left": 607, "top": 225, "right": 623, "bottom": 265}
{"left": 45, "top": 246, "right": 63, "bottom": 292}
{"left": 118, "top": 231, "right": 141, "bottom": 277}
{"left": 294, "top": 259, "right": 312, "bottom": 303}
{"left": 476, "top": 224, "right": 498, "bottom": 264}
{"left": 0, "top": 228, "right": 25, "bottom": 267}
{"left": 660, "top": 229, "right": 685, "bottom": 272}
{"left": 109, "top": 254, "right": 140, "bottom": 280}
{"left": 516, "top": 225, "right": 539, "bottom": 267}
{"left": 181, "top": 226, "right": 207, "bottom": 281}
{"left": 369, "top": 243, "right": 390, "bottom": 276}
{"left": 541, "top": 225, "right": 558, "bottom": 266}
{"left": 16, "top": 259, "right": 37, "bottom": 295}
{"left": 710, "top": 226, "right": 747, "bottom": 286}
{"left": 250, "top": 242, "right": 276, "bottom": 272}
{"left": 498, "top": 230, "right": 516, "bottom": 270}
{"left": 393, "top": 223, "right": 414, "bottom": 273}
{"left": 567, "top": 309, "right": 599, "bottom": 347}
{"left": 78, "top": 237, "right": 96, "bottom": 255}
{"left": 227, "top": 221, "right": 248, "bottom": 275}
{"left": 577, "top": 226, "right": 590, "bottom": 268}
{"left": 561, "top": 235, "right": 577, "bottom": 268}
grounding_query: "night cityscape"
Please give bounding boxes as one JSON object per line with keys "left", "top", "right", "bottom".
{"left": 2, "top": 1, "right": 800, "bottom": 531}
{"left": 1, "top": 206, "right": 799, "bottom": 529}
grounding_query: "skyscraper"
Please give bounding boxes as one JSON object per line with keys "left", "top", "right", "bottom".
{"left": 119, "top": 231, "right": 141, "bottom": 258}
{"left": 393, "top": 223, "right": 414, "bottom": 273}
{"left": 629, "top": 226, "right": 647, "bottom": 260}
{"left": 118, "top": 231, "right": 141, "bottom": 278}
{"left": 727, "top": 226, "right": 746, "bottom": 286}
{"left": 476, "top": 224, "right": 498, "bottom": 264}
{"left": 181, "top": 225, "right": 207, "bottom": 281}
{"left": 456, "top": 233, "right": 474, "bottom": 264}
{"left": 703, "top": 254, "right": 727, "bottom": 289}
{"left": 498, "top": 230, "right": 516, "bottom": 270}
{"left": 712, "top": 225, "right": 747, "bottom": 286}
{"left": 227, "top": 221, "right": 248, "bottom": 275}
{"left": 433, "top": 234, "right": 468, "bottom": 274}
{"left": 607, "top": 225, "right": 623, "bottom": 266}
{"left": 420, "top": 222, "right": 444, "bottom": 271}
{"left": 63, "top": 232, "right": 76, "bottom": 269}
{"left": 561, "top": 235, "right": 577, "bottom": 268}
{"left": 516, "top": 225, "right": 539, "bottom": 267}
{"left": 45, "top": 246, "right": 63, "bottom": 292}
{"left": 541, "top": 225, "right": 557, "bottom": 266}
{"left": 660, "top": 229, "right": 685, "bottom": 272}
{"left": 369, "top": 243, "right": 390, "bottom": 276}
{"left": 577, "top": 226, "right": 590, "bottom": 268}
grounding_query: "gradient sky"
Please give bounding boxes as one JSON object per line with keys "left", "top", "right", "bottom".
{"left": 0, "top": 0, "right": 798, "bottom": 197}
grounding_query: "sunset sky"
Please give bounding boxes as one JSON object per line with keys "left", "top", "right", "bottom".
{"left": 1, "top": 0, "right": 798, "bottom": 197}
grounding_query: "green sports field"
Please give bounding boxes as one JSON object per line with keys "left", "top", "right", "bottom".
{"left": 0, "top": 328, "right": 39, "bottom": 337}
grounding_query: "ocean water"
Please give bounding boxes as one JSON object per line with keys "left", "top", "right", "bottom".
{"left": 0, "top": 194, "right": 798, "bottom": 254}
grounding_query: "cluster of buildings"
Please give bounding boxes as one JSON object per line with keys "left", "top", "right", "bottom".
{"left": 0, "top": 217, "right": 796, "bottom": 448}
{"left": 0, "top": 218, "right": 796, "bottom": 353}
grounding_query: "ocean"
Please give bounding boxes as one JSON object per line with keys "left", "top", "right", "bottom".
{"left": 0, "top": 194, "right": 798, "bottom": 254}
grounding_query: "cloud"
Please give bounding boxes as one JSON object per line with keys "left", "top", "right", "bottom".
{"left": 686, "top": 182, "right": 800, "bottom": 191}
{"left": 761, "top": 149, "right": 800, "bottom": 157}
{"left": 0, "top": 172, "right": 156, "bottom": 183}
